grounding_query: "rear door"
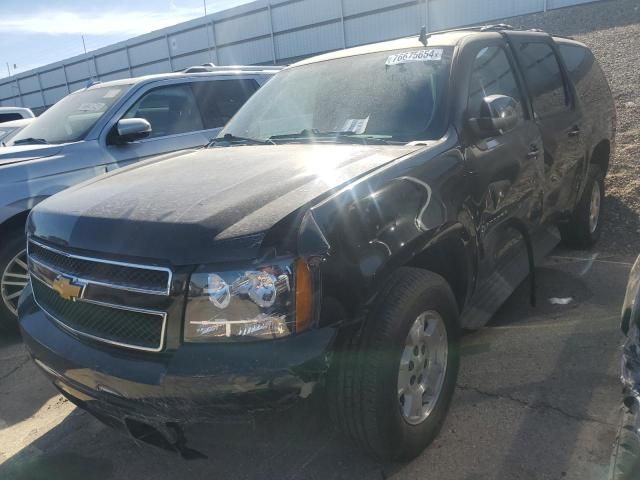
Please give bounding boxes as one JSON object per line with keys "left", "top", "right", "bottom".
{"left": 506, "top": 33, "right": 586, "bottom": 222}
{"left": 103, "top": 78, "right": 259, "bottom": 171}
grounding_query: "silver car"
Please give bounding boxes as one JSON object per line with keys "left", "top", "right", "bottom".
{"left": 0, "top": 65, "right": 280, "bottom": 328}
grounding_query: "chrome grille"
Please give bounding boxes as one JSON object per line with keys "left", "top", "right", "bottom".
{"left": 27, "top": 239, "right": 171, "bottom": 352}
{"left": 28, "top": 240, "right": 171, "bottom": 295}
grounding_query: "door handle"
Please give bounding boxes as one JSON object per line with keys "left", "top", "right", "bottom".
{"left": 527, "top": 145, "right": 540, "bottom": 160}
{"left": 568, "top": 126, "right": 581, "bottom": 137}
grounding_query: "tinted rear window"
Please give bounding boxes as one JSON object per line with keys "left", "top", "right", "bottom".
{"left": 517, "top": 42, "right": 569, "bottom": 118}
{"left": 559, "top": 44, "right": 610, "bottom": 106}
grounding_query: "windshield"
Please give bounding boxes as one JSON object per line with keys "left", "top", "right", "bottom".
{"left": 9, "top": 85, "right": 131, "bottom": 145}
{"left": 220, "top": 47, "right": 453, "bottom": 144}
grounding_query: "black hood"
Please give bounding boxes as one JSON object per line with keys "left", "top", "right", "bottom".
{"left": 29, "top": 144, "right": 421, "bottom": 265}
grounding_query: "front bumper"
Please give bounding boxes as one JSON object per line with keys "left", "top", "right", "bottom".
{"left": 19, "top": 287, "right": 336, "bottom": 443}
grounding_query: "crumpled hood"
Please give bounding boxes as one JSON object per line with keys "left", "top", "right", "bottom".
{"left": 29, "top": 144, "right": 421, "bottom": 265}
{"left": 0, "top": 144, "right": 64, "bottom": 166}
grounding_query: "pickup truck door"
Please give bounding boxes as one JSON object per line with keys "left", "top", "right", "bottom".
{"left": 506, "top": 33, "right": 586, "bottom": 222}
{"left": 103, "top": 79, "right": 260, "bottom": 171}
{"left": 461, "top": 41, "right": 545, "bottom": 329}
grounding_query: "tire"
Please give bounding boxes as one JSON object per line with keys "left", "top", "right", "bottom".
{"left": 329, "top": 267, "right": 460, "bottom": 461}
{"left": 560, "top": 164, "right": 605, "bottom": 249}
{"left": 0, "top": 228, "right": 28, "bottom": 332}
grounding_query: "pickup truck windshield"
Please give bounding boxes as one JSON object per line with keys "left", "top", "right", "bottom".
{"left": 220, "top": 47, "right": 453, "bottom": 144}
{"left": 9, "top": 85, "right": 132, "bottom": 145}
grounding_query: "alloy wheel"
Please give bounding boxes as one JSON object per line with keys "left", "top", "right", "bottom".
{"left": 1, "top": 249, "right": 28, "bottom": 317}
{"left": 397, "top": 310, "right": 448, "bottom": 425}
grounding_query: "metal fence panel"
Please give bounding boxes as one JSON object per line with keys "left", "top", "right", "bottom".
{"left": 345, "top": 4, "right": 422, "bottom": 47}
{"left": 128, "top": 39, "right": 169, "bottom": 65}
{"left": 215, "top": 9, "right": 272, "bottom": 45}
{"left": 217, "top": 37, "right": 273, "bottom": 65}
{"left": 39, "top": 69, "right": 67, "bottom": 89}
{"left": 428, "top": 0, "right": 542, "bottom": 31}
{"left": 169, "top": 26, "right": 211, "bottom": 56}
{"left": 43, "top": 86, "right": 69, "bottom": 106}
{"left": 271, "top": 0, "right": 342, "bottom": 32}
{"left": 18, "top": 76, "right": 40, "bottom": 95}
{"left": 0, "top": 0, "right": 603, "bottom": 110}
{"left": 96, "top": 50, "right": 130, "bottom": 75}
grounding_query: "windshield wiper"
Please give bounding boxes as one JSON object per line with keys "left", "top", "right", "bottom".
{"left": 208, "top": 133, "right": 274, "bottom": 147}
{"left": 12, "top": 137, "right": 49, "bottom": 145}
{"left": 269, "top": 130, "right": 389, "bottom": 145}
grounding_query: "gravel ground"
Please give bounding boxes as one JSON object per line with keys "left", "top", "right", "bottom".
{"left": 502, "top": 0, "right": 640, "bottom": 254}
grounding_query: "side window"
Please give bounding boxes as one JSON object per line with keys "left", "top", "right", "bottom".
{"left": 124, "top": 84, "right": 203, "bottom": 139}
{"left": 191, "top": 79, "right": 259, "bottom": 129}
{"left": 559, "top": 44, "right": 608, "bottom": 106}
{"left": 517, "top": 42, "right": 569, "bottom": 117}
{"left": 467, "top": 45, "right": 525, "bottom": 120}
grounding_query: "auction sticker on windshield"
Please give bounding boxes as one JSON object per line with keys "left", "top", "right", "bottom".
{"left": 386, "top": 49, "right": 443, "bottom": 66}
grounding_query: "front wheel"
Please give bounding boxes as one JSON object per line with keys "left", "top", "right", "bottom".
{"left": 329, "top": 268, "right": 460, "bottom": 461}
{"left": 0, "top": 229, "right": 28, "bottom": 331}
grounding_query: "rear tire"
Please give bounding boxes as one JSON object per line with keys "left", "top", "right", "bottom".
{"left": 560, "top": 164, "right": 604, "bottom": 249}
{"left": 0, "top": 229, "right": 28, "bottom": 332}
{"left": 329, "top": 267, "right": 460, "bottom": 461}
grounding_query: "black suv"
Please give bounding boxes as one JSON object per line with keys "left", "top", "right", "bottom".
{"left": 19, "top": 26, "right": 615, "bottom": 460}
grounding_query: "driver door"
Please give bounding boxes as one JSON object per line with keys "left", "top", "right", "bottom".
{"left": 462, "top": 42, "right": 544, "bottom": 328}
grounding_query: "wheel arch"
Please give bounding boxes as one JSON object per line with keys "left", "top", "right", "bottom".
{"left": 0, "top": 209, "right": 30, "bottom": 240}
{"left": 590, "top": 139, "right": 611, "bottom": 176}
{"left": 404, "top": 233, "right": 473, "bottom": 313}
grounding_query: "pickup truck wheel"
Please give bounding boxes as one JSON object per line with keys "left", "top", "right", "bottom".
{"left": 330, "top": 268, "right": 460, "bottom": 461}
{"left": 560, "top": 164, "right": 605, "bottom": 249}
{"left": 0, "top": 229, "right": 28, "bottom": 331}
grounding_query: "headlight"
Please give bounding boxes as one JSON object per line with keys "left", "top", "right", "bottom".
{"left": 184, "top": 258, "right": 315, "bottom": 343}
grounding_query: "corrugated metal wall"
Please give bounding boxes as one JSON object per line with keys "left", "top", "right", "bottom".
{"left": 0, "top": 0, "right": 599, "bottom": 112}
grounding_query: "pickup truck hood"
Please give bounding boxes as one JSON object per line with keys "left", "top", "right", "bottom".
{"left": 29, "top": 144, "right": 421, "bottom": 265}
{"left": 0, "top": 144, "right": 64, "bottom": 166}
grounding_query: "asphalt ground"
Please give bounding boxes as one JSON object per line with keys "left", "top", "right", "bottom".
{"left": 0, "top": 246, "right": 631, "bottom": 480}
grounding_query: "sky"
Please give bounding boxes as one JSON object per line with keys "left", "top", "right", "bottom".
{"left": 0, "top": 0, "right": 253, "bottom": 79}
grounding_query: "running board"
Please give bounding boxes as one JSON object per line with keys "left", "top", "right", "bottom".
{"left": 461, "top": 226, "right": 560, "bottom": 330}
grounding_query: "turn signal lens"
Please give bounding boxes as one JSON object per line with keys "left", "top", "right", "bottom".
{"left": 295, "top": 259, "right": 313, "bottom": 333}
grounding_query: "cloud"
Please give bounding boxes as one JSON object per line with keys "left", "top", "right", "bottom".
{"left": 0, "top": 7, "right": 206, "bottom": 36}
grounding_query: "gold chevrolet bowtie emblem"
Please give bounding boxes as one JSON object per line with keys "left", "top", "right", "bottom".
{"left": 51, "top": 275, "right": 83, "bottom": 301}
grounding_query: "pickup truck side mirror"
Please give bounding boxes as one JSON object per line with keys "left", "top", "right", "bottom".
{"left": 111, "top": 118, "right": 152, "bottom": 144}
{"left": 468, "top": 95, "right": 521, "bottom": 139}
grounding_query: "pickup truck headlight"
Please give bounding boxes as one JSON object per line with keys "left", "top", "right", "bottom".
{"left": 184, "top": 258, "right": 314, "bottom": 342}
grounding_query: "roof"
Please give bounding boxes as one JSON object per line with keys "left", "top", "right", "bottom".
{"left": 290, "top": 25, "right": 577, "bottom": 69}
{"left": 292, "top": 31, "right": 474, "bottom": 68}
{"left": 82, "top": 66, "right": 282, "bottom": 92}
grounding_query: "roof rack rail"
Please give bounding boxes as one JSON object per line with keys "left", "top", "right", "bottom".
{"left": 182, "top": 64, "right": 284, "bottom": 74}
{"left": 479, "top": 23, "right": 516, "bottom": 31}
{"left": 413, "top": 23, "right": 517, "bottom": 42}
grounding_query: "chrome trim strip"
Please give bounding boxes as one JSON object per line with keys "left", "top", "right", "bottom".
{"left": 30, "top": 275, "right": 167, "bottom": 353}
{"left": 28, "top": 239, "right": 172, "bottom": 296}
{"left": 28, "top": 255, "right": 163, "bottom": 297}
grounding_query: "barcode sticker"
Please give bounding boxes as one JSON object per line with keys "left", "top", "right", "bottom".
{"left": 386, "top": 49, "right": 443, "bottom": 66}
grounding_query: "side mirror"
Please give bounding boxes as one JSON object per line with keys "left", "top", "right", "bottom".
{"left": 112, "top": 118, "right": 151, "bottom": 144}
{"left": 468, "top": 95, "right": 521, "bottom": 139}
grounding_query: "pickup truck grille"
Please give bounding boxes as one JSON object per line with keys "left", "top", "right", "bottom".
{"left": 27, "top": 239, "right": 171, "bottom": 352}
{"left": 28, "top": 241, "right": 170, "bottom": 295}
